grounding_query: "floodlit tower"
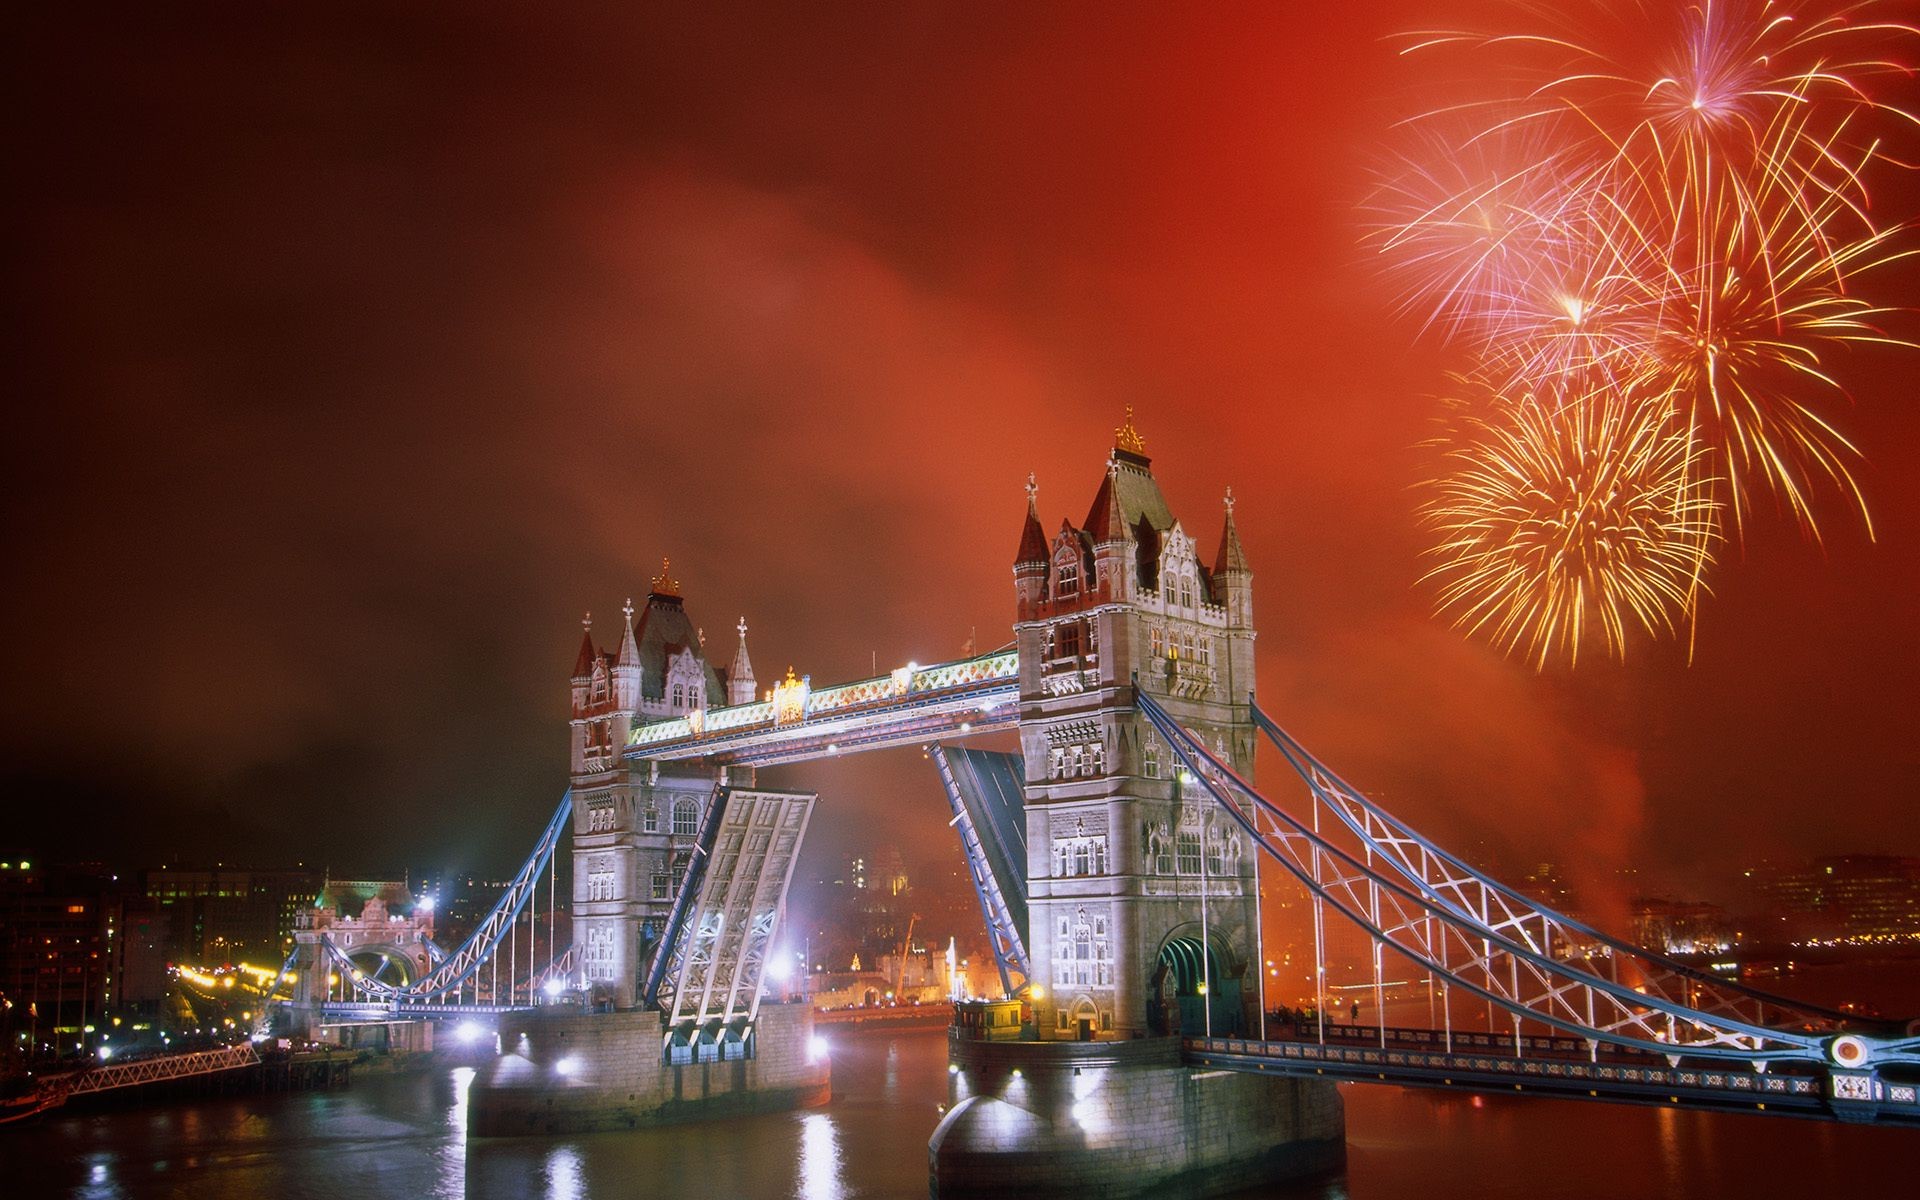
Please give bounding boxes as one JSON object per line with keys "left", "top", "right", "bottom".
{"left": 569, "top": 565, "right": 729, "bottom": 1008}
{"left": 1014, "top": 409, "right": 1259, "bottom": 1040}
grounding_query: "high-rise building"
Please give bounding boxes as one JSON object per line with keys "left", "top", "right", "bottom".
{"left": 143, "top": 866, "right": 320, "bottom": 965}
{"left": 1750, "top": 855, "right": 1920, "bottom": 944}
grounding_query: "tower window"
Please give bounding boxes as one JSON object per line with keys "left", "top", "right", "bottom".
{"left": 1057, "top": 557, "right": 1080, "bottom": 596}
{"left": 672, "top": 798, "right": 699, "bottom": 838}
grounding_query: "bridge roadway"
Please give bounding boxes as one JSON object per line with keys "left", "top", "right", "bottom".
{"left": 1183, "top": 1022, "right": 1920, "bottom": 1126}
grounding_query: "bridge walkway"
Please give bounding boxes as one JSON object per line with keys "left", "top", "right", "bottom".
{"left": 1182, "top": 1023, "right": 1920, "bottom": 1126}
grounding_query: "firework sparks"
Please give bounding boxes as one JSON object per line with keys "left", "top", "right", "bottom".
{"left": 1423, "top": 380, "right": 1722, "bottom": 669}
{"left": 1378, "top": 0, "right": 1918, "bottom": 664}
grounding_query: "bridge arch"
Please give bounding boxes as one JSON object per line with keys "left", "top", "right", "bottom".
{"left": 1149, "top": 929, "right": 1244, "bottom": 1037}
{"left": 342, "top": 942, "right": 425, "bottom": 989}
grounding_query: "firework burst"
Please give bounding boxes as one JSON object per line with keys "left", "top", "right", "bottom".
{"left": 1423, "top": 380, "right": 1722, "bottom": 668}
{"left": 1378, "top": 0, "right": 1918, "bottom": 665}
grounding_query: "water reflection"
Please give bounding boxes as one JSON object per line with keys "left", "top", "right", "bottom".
{"left": 797, "top": 1112, "right": 846, "bottom": 1200}
{"left": 435, "top": 1066, "right": 475, "bottom": 1200}
{"left": 544, "top": 1145, "right": 583, "bottom": 1200}
{"left": 15, "top": 1026, "right": 1916, "bottom": 1200}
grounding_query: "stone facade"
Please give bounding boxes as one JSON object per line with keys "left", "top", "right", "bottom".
{"left": 1013, "top": 420, "right": 1260, "bottom": 1040}
{"left": 567, "top": 576, "right": 753, "bottom": 1008}
{"left": 930, "top": 1035, "right": 1343, "bottom": 1199}
{"left": 468, "top": 1000, "right": 829, "bottom": 1135}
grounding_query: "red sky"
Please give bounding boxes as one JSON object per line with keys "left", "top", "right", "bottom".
{"left": 5, "top": 2, "right": 1917, "bottom": 905}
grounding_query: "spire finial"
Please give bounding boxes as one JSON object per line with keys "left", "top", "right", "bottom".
{"left": 622, "top": 596, "right": 635, "bottom": 622}
{"left": 1114, "top": 404, "right": 1147, "bottom": 455}
{"left": 650, "top": 556, "right": 679, "bottom": 595}
{"left": 738, "top": 615, "right": 749, "bottom": 639}
{"left": 582, "top": 611, "right": 592, "bottom": 632}
{"left": 1224, "top": 486, "right": 1236, "bottom": 516}
{"left": 1025, "top": 472, "right": 1038, "bottom": 506}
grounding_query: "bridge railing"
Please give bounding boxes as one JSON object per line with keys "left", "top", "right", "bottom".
{"left": 1137, "top": 690, "right": 1916, "bottom": 1071}
{"left": 1249, "top": 703, "right": 1866, "bottom": 1037}
{"left": 42, "top": 1043, "right": 261, "bottom": 1099}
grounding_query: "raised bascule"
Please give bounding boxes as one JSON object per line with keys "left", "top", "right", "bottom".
{"left": 274, "top": 413, "right": 1920, "bottom": 1197}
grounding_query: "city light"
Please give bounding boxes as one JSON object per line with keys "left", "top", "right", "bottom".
{"left": 806, "top": 1035, "right": 829, "bottom": 1064}
{"left": 454, "top": 1021, "right": 484, "bottom": 1045}
{"left": 554, "top": 1056, "right": 580, "bottom": 1077}
{"left": 543, "top": 977, "right": 565, "bottom": 999}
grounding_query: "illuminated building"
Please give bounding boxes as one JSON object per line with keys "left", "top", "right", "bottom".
{"left": 1013, "top": 411, "right": 1258, "bottom": 1039}
{"left": 567, "top": 565, "right": 742, "bottom": 1007}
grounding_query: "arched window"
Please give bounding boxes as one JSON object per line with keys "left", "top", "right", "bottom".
{"left": 1057, "top": 555, "right": 1080, "bottom": 596}
{"left": 672, "top": 798, "right": 699, "bottom": 837}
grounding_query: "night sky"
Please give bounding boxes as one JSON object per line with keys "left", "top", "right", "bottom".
{"left": 6, "top": 3, "right": 1917, "bottom": 908}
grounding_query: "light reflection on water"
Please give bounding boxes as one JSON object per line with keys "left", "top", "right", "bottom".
{"left": 13, "top": 1025, "right": 1917, "bottom": 1199}
{"left": 797, "top": 1113, "right": 845, "bottom": 1200}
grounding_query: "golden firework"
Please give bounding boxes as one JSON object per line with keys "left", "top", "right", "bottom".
{"left": 1379, "top": 1, "right": 1916, "bottom": 662}
{"left": 1423, "top": 379, "right": 1721, "bottom": 669}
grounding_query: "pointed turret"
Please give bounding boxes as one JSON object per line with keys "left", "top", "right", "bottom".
{"left": 1213, "top": 487, "right": 1250, "bottom": 575}
{"left": 616, "top": 599, "right": 641, "bottom": 668}
{"left": 1014, "top": 473, "right": 1048, "bottom": 566}
{"left": 1213, "top": 487, "right": 1254, "bottom": 629}
{"left": 727, "top": 616, "right": 758, "bottom": 706}
{"left": 1014, "top": 474, "right": 1050, "bottom": 618}
{"left": 613, "top": 597, "right": 642, "bottom": 709}
{"left": 572, "top": 613, "right": 597, "bottom": 678}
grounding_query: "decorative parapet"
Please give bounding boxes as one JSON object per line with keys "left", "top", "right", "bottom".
{"left": 626, "top": 649, "right": 1019, "bottom": 751}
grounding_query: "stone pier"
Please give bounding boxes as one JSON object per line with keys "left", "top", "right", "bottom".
{"left": 468, "top": 1001, "right": 829, "bottom": 1136}
{"left": 929, "top": 1034, "right": 1343, "bottom": 1199}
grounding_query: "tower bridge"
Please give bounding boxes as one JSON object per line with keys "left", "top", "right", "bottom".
{"left": 273, "top": 412, "right": 1920, "bottom": 1196}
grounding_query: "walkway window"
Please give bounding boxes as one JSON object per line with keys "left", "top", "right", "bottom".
{"left": 1177, "top": 832, "right": 1202, "bottom": 876}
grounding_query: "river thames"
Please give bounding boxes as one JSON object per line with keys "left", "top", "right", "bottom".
{"left": 13, "top": 1018, "right": 1915, "bottom": 1200}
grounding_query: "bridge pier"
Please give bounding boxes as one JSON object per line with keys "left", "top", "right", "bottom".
{"left": 930, "top": 1034, "right": 1343, "bottom": 1199}
{"left": 467, "top": 1001, "right": 828, "bottom": 1135}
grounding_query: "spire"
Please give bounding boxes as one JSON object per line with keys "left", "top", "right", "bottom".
{"left": 1114, "top": 404, "right": 1147, "bottom": 457}
{"left": 1086, "top": 454, "right": 1128, "bottom": 544}
{"left": 649, "top": 556, "right": 681, "bottom": 598}
{"left": 727, "top": 615, "right": 758, "bottom": 705}
{"left": 572, "top": 612, "right": 596, "bottom": 677}
{"left": 1213, "top": 486, "right": 1250, "bottom": 574}
{"left": 616, "top": 597, "right": 641, "bottom": 668}
{"left": 1015, "top": 472, "right": 1049, "bottom": 566}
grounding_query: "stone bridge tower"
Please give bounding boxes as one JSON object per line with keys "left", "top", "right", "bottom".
{"left": 1013, "top": 412, "right": 1258, "bottom": 1040}
{"left": 568, "top": 561, "right": 745, "bottom": 1009}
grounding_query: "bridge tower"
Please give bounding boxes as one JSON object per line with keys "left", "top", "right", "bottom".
{"left": 1014, "top": 411, "right": 1258, "bottom": 1040}
{"left": 568, "top": 561, "right": 735, "bottom": 1009}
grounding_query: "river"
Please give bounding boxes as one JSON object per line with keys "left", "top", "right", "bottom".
{"left": 12, "top": 1023, "right": 1915, "bottom": 1199}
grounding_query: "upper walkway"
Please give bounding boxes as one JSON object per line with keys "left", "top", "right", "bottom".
{"left": 625, "top": 649, "right": 1019, "bottom": 766}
